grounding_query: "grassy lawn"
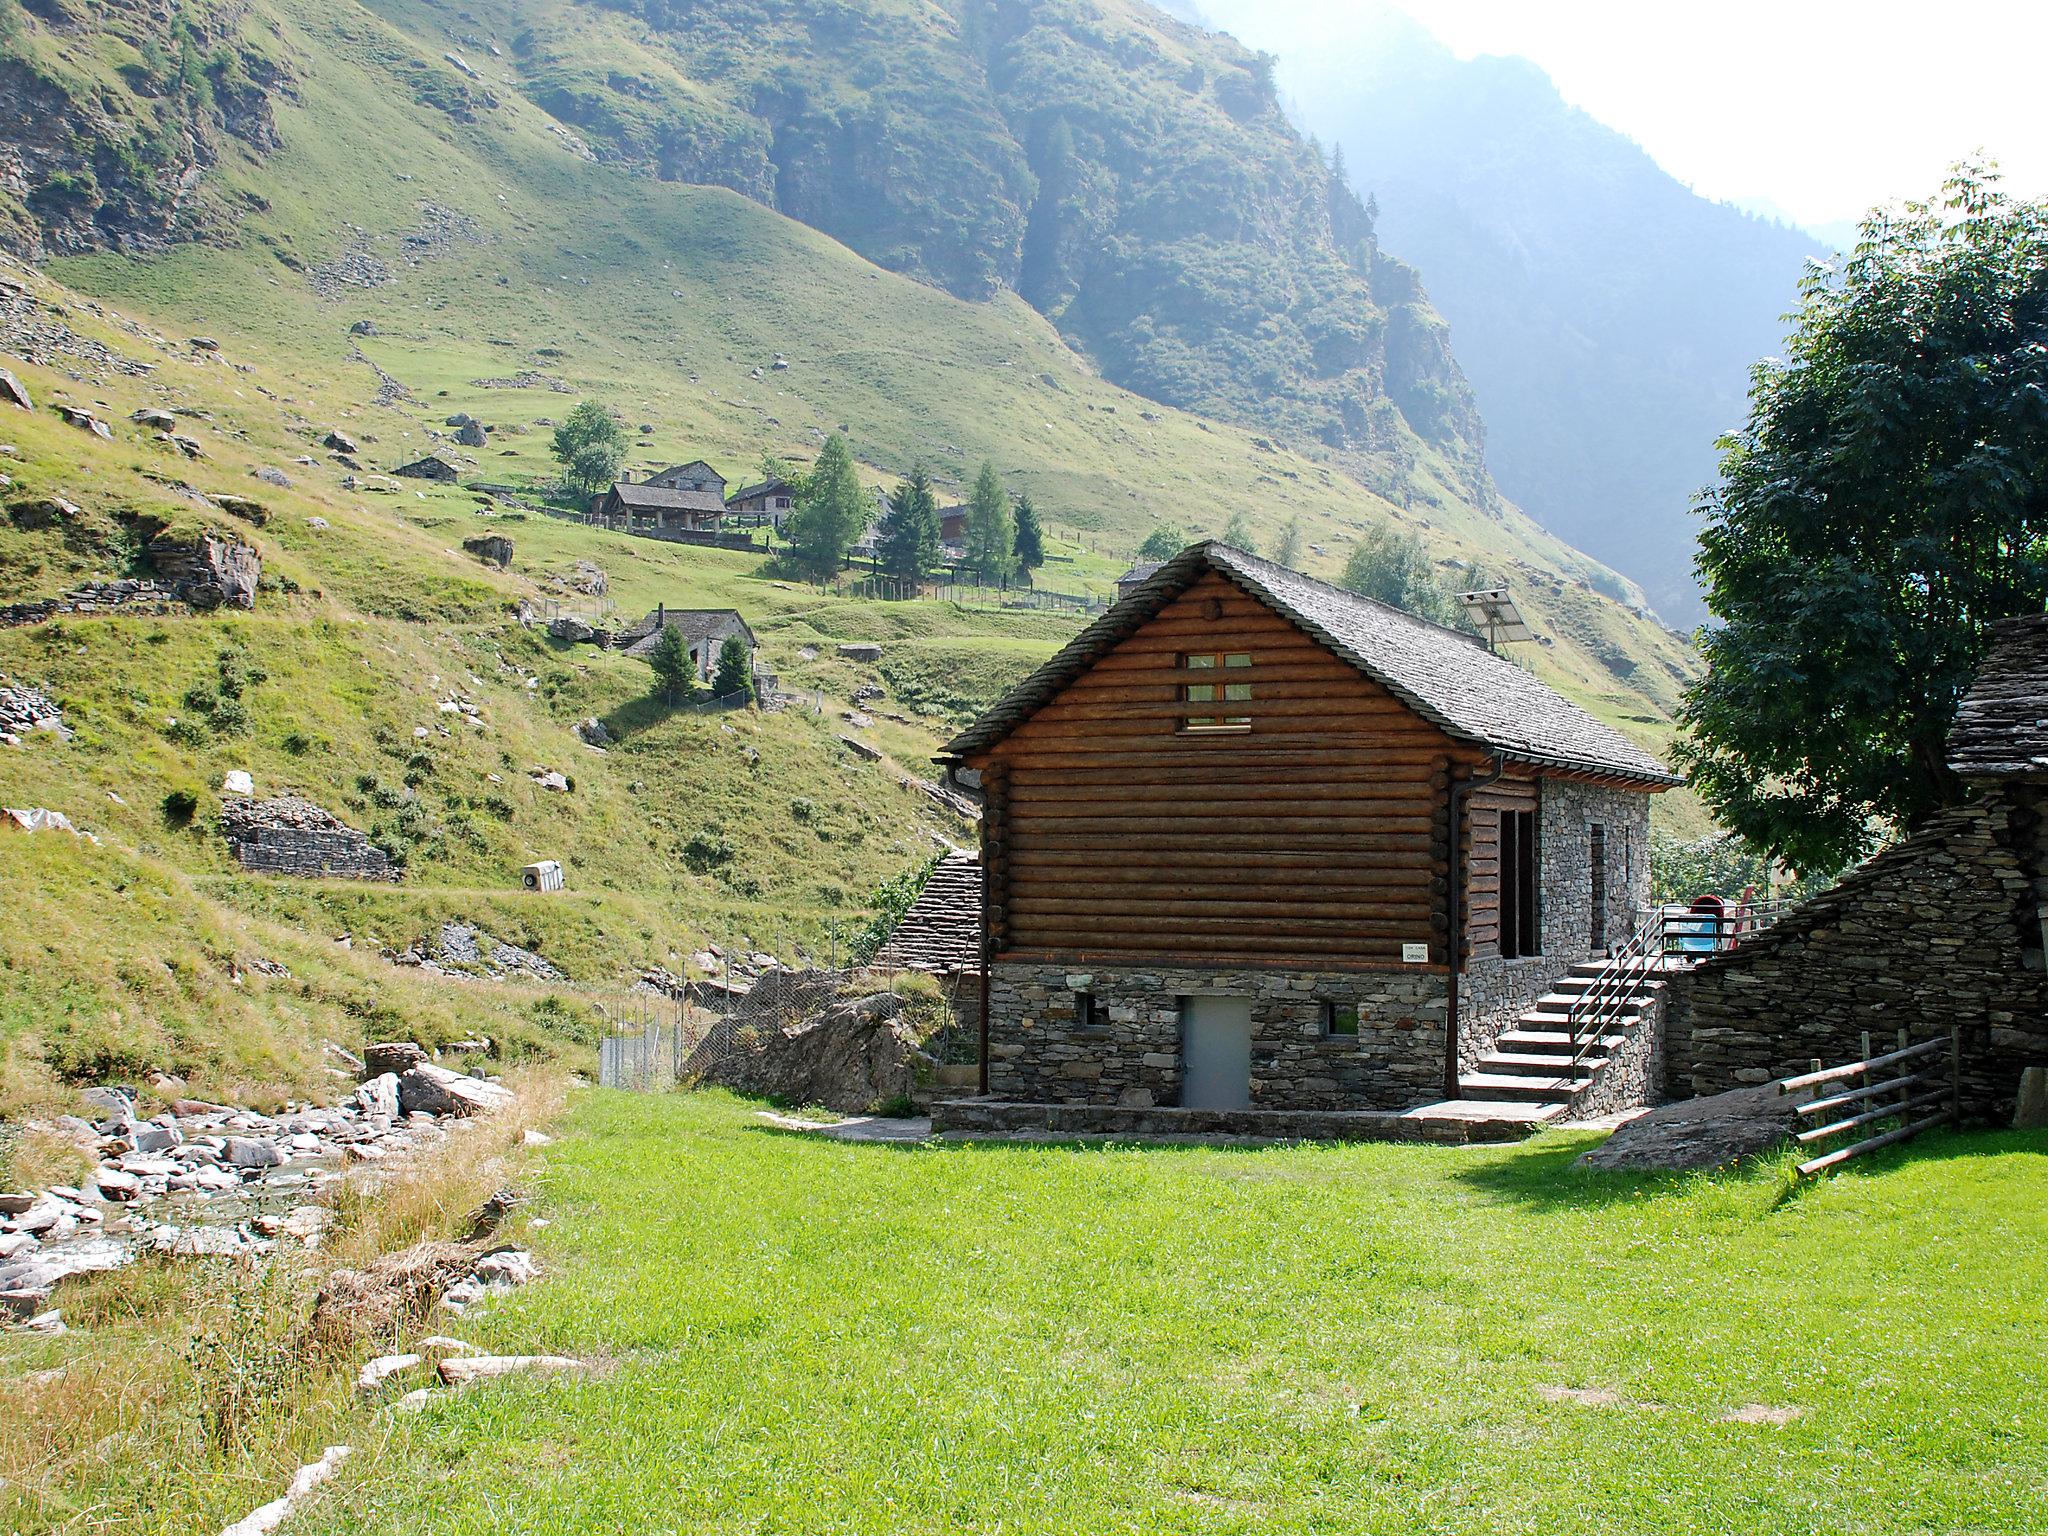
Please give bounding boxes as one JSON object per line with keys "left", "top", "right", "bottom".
{"left": 296, "top": 1090, "right": 2048, "bottom": 1535}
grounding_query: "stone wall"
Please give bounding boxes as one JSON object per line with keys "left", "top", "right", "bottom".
{"left": 1663, "top": 786, "right": 2048, "bottom": 1122}
{"left": 228, "top": 825, "right": 395, "bottom": 880}
{"left": 986, "top": 961, "right": 1447, "bottom": 1111}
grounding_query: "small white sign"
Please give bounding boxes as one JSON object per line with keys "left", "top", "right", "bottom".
{"left": 1401, "top": 942, "right": 1430, "bottom": 964}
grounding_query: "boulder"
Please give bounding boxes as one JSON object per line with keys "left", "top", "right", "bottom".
{"left": 362, "top": 1041, "right": 427, "bottom": 1078}
{"left": 396, "top": 1063, "right": 513, "bottom": 1117}
{"left": 212, "top": 494, "right": 268, "bottom": 526}
{"left": 462, "top": 533, "right": 513, "bottom": 569}
{"left": 0, "top": 368, "right": 30, "bottom": 410}
{"left": 1574, "top": 1084, "right": 1801, "bottom": 1171}
{"left": 354, "top": 1071, "right": 400, "bottom": 1119}
{"left": 145, "top": 530, "right": 260, "bottom": 611}
{"left": 323, "top": 430, "right": 359, "bottom": 454}
{"left": 685, "top": 971, "right": 939, "bottom": 1114}
{"left": 131, "top": 407, "right": 178, "bottom": 430}
{"left": 222, "top": 770, "right": 254, "bottom": 796}
{"left": 455, "top": 421, "right": 487, "bottom": 447}
{"left": 91, "top": 1167, "right": 141, "bottom": 1202}
{"left": 547, "top": 616, "right": 595, "bottom": 643}
{"left": 54, "top": 405, "right": 112, "bottom": 440}
{"left": 225, "top": 1136, "right": 287, "bottom": 1169}
{"left": 836, "top": 642, "right": 882, "bottom": 662}
{"left": 574, "top": 717, "right": 611, "bottom": 748}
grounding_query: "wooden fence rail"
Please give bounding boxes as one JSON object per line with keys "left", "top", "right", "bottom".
{"left": 1777, "top": 1028, "right": 1961, "bottom": 1178}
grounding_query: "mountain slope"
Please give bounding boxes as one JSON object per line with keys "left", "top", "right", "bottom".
{"left": 1193, "top": 0, "right": 1822, "bottom": 627}
{"left": 0, "top": 0, "right": 1711, "bottom": 1107}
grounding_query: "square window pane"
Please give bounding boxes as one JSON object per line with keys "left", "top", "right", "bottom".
{"left": 1186, "top": 683, "right": 1216, "bottom": 703}
{"left": 1223, "top": 682, "right": 1251, "bottom": 702}
{"left": 1185, "top": 654, "right": 1216, "bottom": 671}
{"left": 1225, "top": 653, "right": 1252, "bottom": 668}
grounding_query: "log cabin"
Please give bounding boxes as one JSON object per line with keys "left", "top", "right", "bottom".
{"left": 936, "top": 542, "right": 1679, "bottom": 1121}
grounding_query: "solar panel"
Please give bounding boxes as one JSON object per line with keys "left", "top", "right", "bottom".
{"left": 1457, "top": 587, "right": 1537, "bottom": 648}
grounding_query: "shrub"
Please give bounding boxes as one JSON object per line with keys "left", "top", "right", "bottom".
{"left": 162, "top": 787, "right": 200, "bottom": 825}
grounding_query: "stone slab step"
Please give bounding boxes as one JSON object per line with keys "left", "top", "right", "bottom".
{"left": 1405, "top": 1099, "right": 1566, "bottom": 1126}
{"left": 1457, "top": 1071, "right": 1577, "bottom": 1102}
{"left": 1497, "top": 1029, "right": 1628, "bottom": 1054}
{"left": 1478, "top": 1050, "right": 1612, "bottom": 1074}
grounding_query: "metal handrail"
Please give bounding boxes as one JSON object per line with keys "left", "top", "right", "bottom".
{"left": 1563, "top": 908, "right": 1664, "bottom": 1084}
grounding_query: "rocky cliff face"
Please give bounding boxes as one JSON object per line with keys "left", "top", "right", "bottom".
{"left": 0, "top": 0, "right": 289, "bottom": 261}
{"left": 567, "top": 0, "right": 1481, "bottom": 464}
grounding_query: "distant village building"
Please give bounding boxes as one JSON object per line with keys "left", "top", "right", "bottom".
{"left": 394, "top": 454, "right": 459, "bottom": 482}
{"left": 617, "top": 604, "right": 757, "bottom": 686}
{"left": 934, "top": 541, "right": 1678, "bottom": 1130}
{"left": 643, "top": 460, "right": 727, "bottom": 497}
{"left": 726, "top": 475, "right": 796, "bottom": 526}
{"left": 591, "top": 481, "right": 726, "bottom": 532}
{"left": 1116, "top": 561, "right": 1163, "bottom": 600}
{"left": 937, "top": 505, "right": 969, "bottom": 544}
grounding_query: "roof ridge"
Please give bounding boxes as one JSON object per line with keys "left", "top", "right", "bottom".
{"left": 1203, "top": 539, "right": 1487, "bottom": 647}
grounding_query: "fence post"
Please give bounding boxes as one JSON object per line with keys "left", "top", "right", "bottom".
{"left": 1808, "top": 1058, "right": 1823, "bottom": 1107}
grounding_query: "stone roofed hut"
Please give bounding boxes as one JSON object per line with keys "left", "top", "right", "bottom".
{"left": 393, "top": 454, "right": 458, "bottom": 482}
{"left": 617, "top": 604, "right": 757, "bottom": 687}
{"left": 591, "top": 480, "right": 727, "bottom": 532}
{"left": 1664, "top": 611, "right": 2048, "bottom": 1122}
{"left": 935, "top": 541, "right": 1677, "bottom": 1127}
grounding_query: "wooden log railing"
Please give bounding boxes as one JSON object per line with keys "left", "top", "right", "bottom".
{"left": 1776, "top": 1028, "right": 1962, "bottom": 1178}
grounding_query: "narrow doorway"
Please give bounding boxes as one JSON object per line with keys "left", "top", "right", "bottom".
{"left": 1589, "top": 823, "right": 1608, "bottom": 954}
{"left": 1181, "top": 996, "right": 1252, "bottom": 1110}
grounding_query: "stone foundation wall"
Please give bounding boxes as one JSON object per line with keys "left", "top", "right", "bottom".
{"left": 1459, "top": 954, "right": 1570, "bottom": 1070}
{"left": 1663, "top": 787, "right": 2048, "bottom": 1122}
{"left": 1540, "top": 779, "right": 1653, "bottom": 958}
{"left": 1565, "top": 994, "right": 1665, "bottom": 1119}
{"left": 228, "top": 826, "right": 395, "bottom": 880}
{"left": 987, "top": 961, "right": 1448, "bottom": 1111}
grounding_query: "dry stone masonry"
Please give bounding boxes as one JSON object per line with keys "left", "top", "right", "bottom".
{"left": 220, "top": 796, "right": 396, "bottom": 880}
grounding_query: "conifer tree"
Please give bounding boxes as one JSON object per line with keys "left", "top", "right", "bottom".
{"left": 1012, "top": 491, "right": 1046, "bottom": 580}
{"left": 648, "top": 625, "right": 699, "bottom": 705}
{"left": 712, "top": 634, "right": 754, "bottom": 701}
{"left": 963, "top": 460, "right": 1013, "bottom": 583}
{"left": 875, "top": 463, "right": 941, "bottom": 587}
{"left": 784, "top": 434, "right": 866, "bottom": 582}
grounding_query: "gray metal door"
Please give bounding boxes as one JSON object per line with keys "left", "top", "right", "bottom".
{"left": 1181, "top": 996, "right": 1253, "bottom": 1110}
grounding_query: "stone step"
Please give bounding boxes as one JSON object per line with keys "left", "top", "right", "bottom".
{"left": 1496, "top": 1029, "right": 1628, "bottom": 1054}
{"left": 1517, "top": 1006, "right": 1644, "bottom": 1028}
{"left": 1478, "top": 1050, "right": 1611, "bottom": 1074}
{"left": 1457, "top": 1070, "right": 1576, "bottom": 1102}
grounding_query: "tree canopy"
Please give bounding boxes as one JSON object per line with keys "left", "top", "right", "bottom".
{"left": 712, "top": 634, "right": 754, "bottom": 701}
{"left": 1137, "top": 522, "right": 1187, "bottom": 562}
{"left": 876, "top": 463, "right": 941, "bottom": 585}
{"left": 647, "top": 625, "right": 699, "bottom": 705}
{"left": 1268, "top": 514, "right": 1302, "bottom": 569}
{"left": 551, "top": 401, "right": 627, "bottom": 498}
{"left": 1676, "top": 165, "right": 2048, "bottom": 873}
{"left": 1012, "top": 491, "right": 1046, "bottom": 577}
{"left": 1339, "top": 523, "right": 1461, "bottom": 627}
{"left": 963, "top": 461, "right": 1013, "bottom": 582}
{"left": 1219, "top": 511, "right": 1257, "bottom": 551}
{"left": 784, "top": 434, "right": 868, "bottom": 582}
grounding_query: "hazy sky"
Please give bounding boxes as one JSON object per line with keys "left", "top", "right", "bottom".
{"left": 1208, "top": 1, "right": 2048, "bottom": 233}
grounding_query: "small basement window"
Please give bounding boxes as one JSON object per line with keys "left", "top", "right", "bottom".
{"left": 1074, "top": 991, "right": 1102, "bottom": 1030}
{"left": 1320, "top": 1000, "right": 1360, "bottom": 1037}
{"left": 1181, "top": 652, "right": 1252, "bottom": 731}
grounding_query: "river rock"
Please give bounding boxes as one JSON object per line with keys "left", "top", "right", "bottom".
{"left": 225, "top": 1136, "right": 287, "bottom": 1169}
{"left": 355, "top": 1072, "right": 400, "bottom": 1119}
{"left": 396, "top": 1064, "right": 513, "bottom": 1117}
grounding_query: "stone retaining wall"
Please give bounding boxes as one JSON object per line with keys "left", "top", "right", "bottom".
{"left": 930, "top": 1098, "right": 1530, "bottom": 1145}
{"left": 227, "top": 825, "right": 396, "bottom": 881}
{"left": 986, "top": 961, "right": 1447, "bottom": 1111}
{"left": 1663, "top": 786, "right": 2048, "bottom": 1122}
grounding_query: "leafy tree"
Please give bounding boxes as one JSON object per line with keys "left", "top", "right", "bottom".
{"left": 1012, "top": 491, "right": 1046, "bottom": 578}
{"left": 712, "top": 634, "right": 754, "bottom": 701}
{"left": 647, "top": 625, "right": 699, "bottom": 705}
{"left": 1269, "top": 514, "right": 1302, "bottom": 568}
{"left": 784, "top": 434, "right": 867, "bottom": 582}
{"left": 875, "top": 463, "right": 941, "bottom": 586}
{"left": 1219, "top": 511, "right": 1257, "bottom": 550}
{"left": 1677, "top": 165, "right": 2048, "bottom": 873}
{"left": 550, "top": 400, "right": 627, "bottom": 498}
{"left": 1340, "top": 524, "right": 1460, "bottom": 626}
{"left": 963, "top": 460, "right": 1013, "bottom": 582}
{"left": 1137, "top": 521, "right": 1188, "bottom": 562}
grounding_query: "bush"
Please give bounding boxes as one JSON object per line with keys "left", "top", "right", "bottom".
{"left": 162, "top": 787, "right": 200, "bottom": 825}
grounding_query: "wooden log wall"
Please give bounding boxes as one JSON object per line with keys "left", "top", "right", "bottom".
{"left": 975, "top": 571, "right": 1484, "bottom": 968}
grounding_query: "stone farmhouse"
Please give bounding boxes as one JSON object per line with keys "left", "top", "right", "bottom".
{"left": 1664, "top": 613, "right": 2048, "bottom": 1123}
{"left": 645, "top": 460, "right": 726, "bottom": 497}
{"left": 394, "top": 454, "right": 458, "bottom": 482}
{"left": 931, "top": 542, "right": 1677, "bottom": 1132}
{"left": 726, "top": 475, "right": 796, "bottom": 525}
{"left": 617, "top": 604, "right": 757, "bottom": 686}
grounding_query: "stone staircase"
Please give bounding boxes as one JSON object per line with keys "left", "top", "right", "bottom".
{"left": 1455, "top": 959, "right": 1666, "bottom": 1116}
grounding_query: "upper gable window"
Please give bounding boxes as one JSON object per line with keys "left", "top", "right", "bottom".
{"left": 1181, "top": 652, "right": 1252, "bottom": 731}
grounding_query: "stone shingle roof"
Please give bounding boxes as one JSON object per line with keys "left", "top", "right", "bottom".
{"left": 942, "top": 541, "right": 1678, "bottom": 784}
{"left": 875, "top": 852, "right": 982, "bottom": 974}
{"left": 1948, "top": 613, "right": 2048, "bottom": 780}
{"left": 607, "top": 482, "right": 726, "bottom": 514}
{"left": 618, "top": 607, "right": 754, "bottom": 659}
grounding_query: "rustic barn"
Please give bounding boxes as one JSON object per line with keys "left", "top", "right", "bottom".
{"left": 935, "top": 542, "right": 1678, "bottom": 1127}
{"left": 592, "top": 481, "right": 726, "bottom": 532}
{"left": 393, "top": 454, "right": 458, "bottom": 482}
{"left": 1664, "top": 612, "right": 2048, "bottom": 1122}
{"left": 618, "top": 605, "right": 757, "bottom": 686}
